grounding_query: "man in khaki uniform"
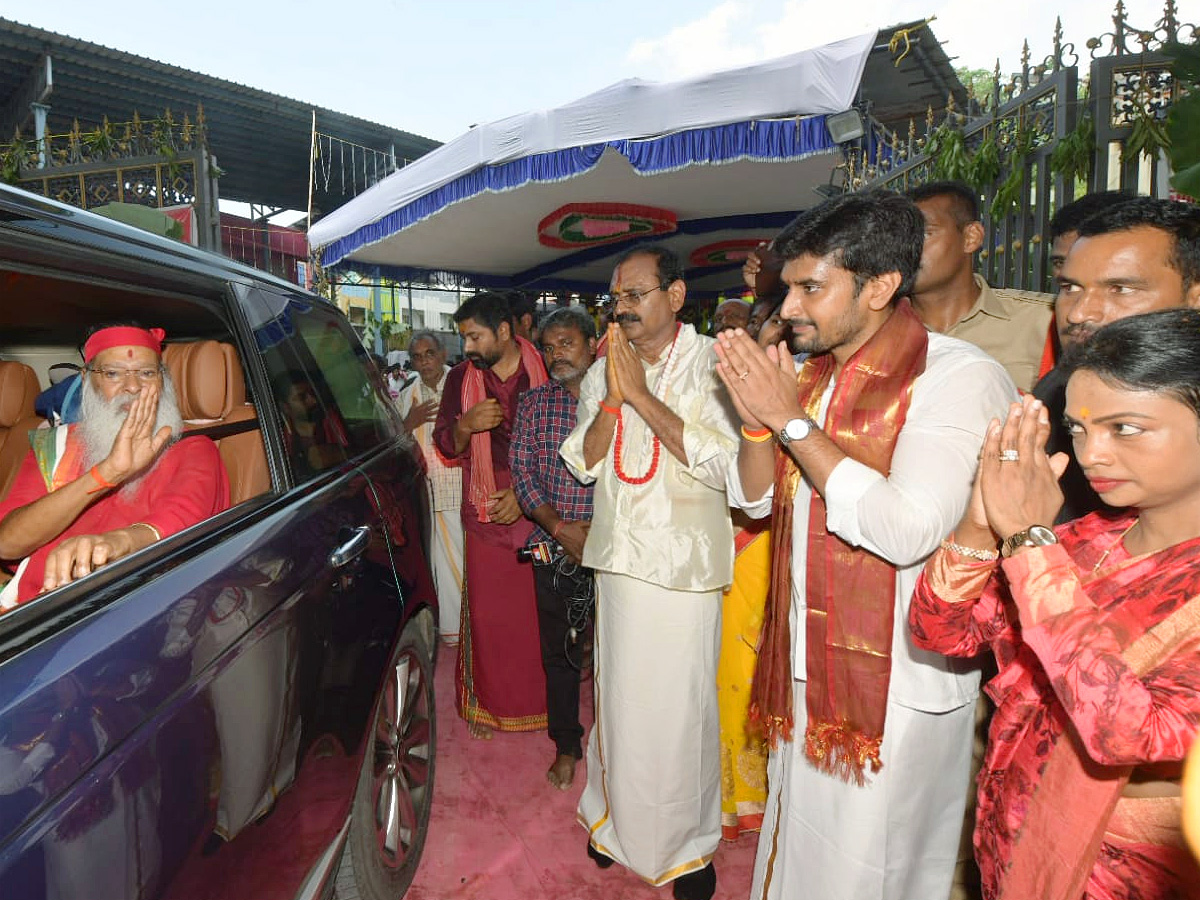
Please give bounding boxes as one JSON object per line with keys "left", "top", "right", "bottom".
{"left": 908, "top": 180, "right": 1053, "bottom": 391}
{"left": 907, "top": 180, "right": 1054, "bottom": 900}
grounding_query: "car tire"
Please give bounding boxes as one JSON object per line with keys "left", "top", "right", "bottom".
{"left": 347, "top": 614, "right": 436, "bottom": 899}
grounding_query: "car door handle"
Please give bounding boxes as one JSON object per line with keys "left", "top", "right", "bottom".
{"left": 329, "top": 525, "right": 371, "bottom": 568}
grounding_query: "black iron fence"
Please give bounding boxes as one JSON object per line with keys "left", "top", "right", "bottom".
{"left": 853, "top": 2, "right": 1195, "bottom": 292}
{"left": 1, "top": 108, "right": 220, "bottom": 250}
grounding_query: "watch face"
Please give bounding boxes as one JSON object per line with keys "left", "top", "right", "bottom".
{"left": 781, "top": 418, "right": 811, "bottom": 443}
{"left": 1028, "top": 525, "right": 1057, "bottom": 545}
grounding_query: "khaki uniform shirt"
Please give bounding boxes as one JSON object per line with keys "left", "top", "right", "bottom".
{"left": 944, "top": 274, "right": 1053, "bottom": 392}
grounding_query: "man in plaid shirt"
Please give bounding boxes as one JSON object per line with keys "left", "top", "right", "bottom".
{"left": 510, "top": 305, "right": 597, "bottom": 790}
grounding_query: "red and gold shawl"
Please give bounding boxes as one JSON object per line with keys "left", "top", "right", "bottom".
{"left": 749, "top": 299, "right": 928, "bottom": 784}
{"left": 460, "top": 336, "right": 546, "bottom": 523}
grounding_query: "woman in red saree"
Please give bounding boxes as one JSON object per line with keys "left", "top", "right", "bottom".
{"left": 910, "top": 308, "right": 1200, "bottom": 900}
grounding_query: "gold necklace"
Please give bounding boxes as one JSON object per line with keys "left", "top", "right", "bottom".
{"left": 1093, "top": 518, "right": 1139, "bottom": 572}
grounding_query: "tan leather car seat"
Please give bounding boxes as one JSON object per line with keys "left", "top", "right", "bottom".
{"left": 163, "top": 341, "right": 269, "bottom": 505}
{"left": 0, "top": 362, "right": 43, "bottom": 503}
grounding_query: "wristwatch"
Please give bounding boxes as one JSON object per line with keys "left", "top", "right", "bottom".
{"left": 1000, "top": 524, "right": 1058, "bottom": 558}
{"left": 778, "top": 417, "right": 818, "bottom": 445}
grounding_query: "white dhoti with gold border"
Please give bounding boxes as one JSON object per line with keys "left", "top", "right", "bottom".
{"left": 429, "top": 506, "right": 464, "bottom": 642}
{"left": 750, "top": 688, "right": 974, "bottom": 900}
{"left": 578, "top": 571, "right": 722, "bottom": 885}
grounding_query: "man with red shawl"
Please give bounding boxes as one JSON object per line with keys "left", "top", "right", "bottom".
{"left": 716, "top": 192, "right": 1016, "bottom": 900}
{"left": 0, "top": 324, "right": 230, "bottom": 607}
{"left": 433, "top": 292, "right": 549, "bottom": 738}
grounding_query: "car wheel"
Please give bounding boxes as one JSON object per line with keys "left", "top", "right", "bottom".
{"left": 347, "top": 614, "right": 436, "bottom": 899}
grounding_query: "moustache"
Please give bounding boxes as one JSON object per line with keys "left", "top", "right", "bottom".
{"left": 614, "top": 313, "right": 641, "bottom": 325}
{"left": 1062, "top": 323, "right": 1096, "bottom": 343}
{"left": 785, "top": 319, "right": 814, "bottom": 329}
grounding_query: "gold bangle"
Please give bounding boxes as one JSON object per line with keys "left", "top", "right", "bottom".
{"left": 740, "top": 425, "right": 774, "bottom": 443}
{"left": 940, "top": 538, "right": 999, "bottom": 562}
{"left": 132, "top": 522, "right": 162, "bottom": 542}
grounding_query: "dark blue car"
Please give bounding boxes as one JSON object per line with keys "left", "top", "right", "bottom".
{"left": 0, "top": 184, "right": 437, "bottom": 900}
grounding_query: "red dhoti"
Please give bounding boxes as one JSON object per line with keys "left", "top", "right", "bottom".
{"left": 456, "top": 511, "right": 547, "bottom": 731}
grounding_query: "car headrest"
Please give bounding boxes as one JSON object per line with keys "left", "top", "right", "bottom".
{"left": 162, "top": 341, "right": 247, "bottom": 421}
{"left": 0, "top": 361, "right": 41, "bottom": 428}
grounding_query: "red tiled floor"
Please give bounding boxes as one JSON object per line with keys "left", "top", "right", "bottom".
{"left": 404, "top": 644, "right": 758, "bottom": 900}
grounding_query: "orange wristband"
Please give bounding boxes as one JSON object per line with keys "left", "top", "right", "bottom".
{"left": 740, "top": 425, "right": 774, "bottom": 442}
{"left": 552, "top": 520, "right": 565, "bottom": 539}
{"left": 599, "top": 401, "right": 621, "bottom": 417}
{"left": 86, "top": 465, "right": 117, "bottom": 494}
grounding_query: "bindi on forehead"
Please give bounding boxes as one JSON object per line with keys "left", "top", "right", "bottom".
{"left": 127, "top": 349, "right": 133, "bottom": 358}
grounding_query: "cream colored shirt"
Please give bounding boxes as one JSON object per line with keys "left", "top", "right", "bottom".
{"left": 561, "top": 324, "right": 739, "bottom": 592}
{"left": 398, "top": 367, "right": 462, "bottom": 512}
{"left": 944, "top": 274, "right": 1054, "bottom": 392}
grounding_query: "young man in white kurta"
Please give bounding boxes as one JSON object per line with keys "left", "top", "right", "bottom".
{"left": 560, "top": 247, "right": 738, "bottom": 894}
{"left": 716, "top": 192, "right": 1017, "bottom": 900}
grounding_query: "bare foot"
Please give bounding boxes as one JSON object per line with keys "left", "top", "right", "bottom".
{"left": 546, "top": 753, "right": 577, "bottom": 790}
{"left": 467, "top": 721, "right": 492, "bottom": 740}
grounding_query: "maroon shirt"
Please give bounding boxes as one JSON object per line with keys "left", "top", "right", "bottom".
{"left": 432, "top": 360, "right": 533, "bottom": 516}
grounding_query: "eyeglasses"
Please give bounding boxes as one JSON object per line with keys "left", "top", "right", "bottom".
{"left": 88, "top": 366, "right": 163, "bottom": 384}
{"left": 600, "top": 285, "right": 665, "bottom": 308}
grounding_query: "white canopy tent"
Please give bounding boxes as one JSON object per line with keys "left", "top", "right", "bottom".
{"left": 307, "top": 31, "right": 879, "bottom": 295}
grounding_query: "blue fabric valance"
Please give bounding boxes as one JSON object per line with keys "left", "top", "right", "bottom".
{"left": 320, "top": 115, "right": 836, "bottom": 267}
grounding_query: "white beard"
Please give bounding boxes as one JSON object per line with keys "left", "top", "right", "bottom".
{"left": 78, "top": 372, "right": 185, "bottom": 496}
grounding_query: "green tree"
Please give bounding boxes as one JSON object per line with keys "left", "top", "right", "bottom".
{"left": 1165, "top": 39, "right": 1200, "bottom": 199}
{"left": 956, "top": 67, "right": 996, "bottom": 110}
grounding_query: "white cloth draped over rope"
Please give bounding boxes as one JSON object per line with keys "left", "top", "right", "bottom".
{"left": 307, "top": 31, "right": 875, "bottom": 264}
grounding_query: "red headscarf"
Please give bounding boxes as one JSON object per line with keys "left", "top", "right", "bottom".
{"left": 83, "top": 326, "right": 166, "bottom": 363}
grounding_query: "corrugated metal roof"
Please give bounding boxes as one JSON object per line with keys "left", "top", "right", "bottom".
{"left": 0, "top": 17, "right": 441, "bottom": 211}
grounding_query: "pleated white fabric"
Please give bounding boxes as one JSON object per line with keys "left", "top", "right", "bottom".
{"left": 430, "top": 508, "right": 464, "bottom": 642}
{"left": 750, "top": 691, "right": 975, "bottom": 900}
{"left": 578, "top": 572, "right": 722, "bottom": 885}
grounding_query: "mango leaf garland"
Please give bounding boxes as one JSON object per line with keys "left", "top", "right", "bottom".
{"left": 1164, "top": 39, "right": 1200, "bottom": 199}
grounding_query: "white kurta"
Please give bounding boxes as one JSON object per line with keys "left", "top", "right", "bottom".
{"left": 729, "top": 332, "right": 1017, "bottom": 900}
{"left": 561, "top": 324, "right": 739, "bottom": 884}
{"left": 397, "top": 367, "right": 464, "bottom": 641}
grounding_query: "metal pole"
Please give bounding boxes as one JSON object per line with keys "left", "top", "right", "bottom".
{"left": 306, "top": 110, "right": 317, "bottom": 230}
{"left": 373, "top": 266, "right": 384, "bottom": 356}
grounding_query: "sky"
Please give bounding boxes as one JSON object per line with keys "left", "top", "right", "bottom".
{"left": 5, "top": 0, "right": 1183, "bottom": 144}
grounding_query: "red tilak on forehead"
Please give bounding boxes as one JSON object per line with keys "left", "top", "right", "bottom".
{"left": 127, "top": 349, "right": 133, "bottom": 358}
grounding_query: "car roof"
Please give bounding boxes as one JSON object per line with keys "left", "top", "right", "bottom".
{"left": 0, "top": 182, "right": 333, "bottom": 305}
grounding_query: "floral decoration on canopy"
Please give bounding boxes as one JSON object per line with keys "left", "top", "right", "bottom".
{"left": 688, "top": 239, "right": 772, "bottom": 268}
{"left": 537, "top": 202, "right": 677, "bottom": 249}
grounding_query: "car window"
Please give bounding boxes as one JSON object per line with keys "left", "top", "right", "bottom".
{"left": 240, "top": 287, "right": 401, "bottom": 479}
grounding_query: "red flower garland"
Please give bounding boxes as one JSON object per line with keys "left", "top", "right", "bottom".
{"left": 611, "top": 323, "right": 681, "bottom": 485}
{"left": 613, "top": 412, "right": 661, "bottom": 484}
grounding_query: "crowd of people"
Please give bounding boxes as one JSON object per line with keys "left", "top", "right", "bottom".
{"left": 0, "top": 184, "right": 1195, "bottom": 899}
{"left": 393, "top": 183, "right": 1200, "bottom": 900}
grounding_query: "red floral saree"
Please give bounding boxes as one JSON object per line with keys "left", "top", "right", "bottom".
{"left": 910, "top": 512, "right": 1200, "bottom": 900}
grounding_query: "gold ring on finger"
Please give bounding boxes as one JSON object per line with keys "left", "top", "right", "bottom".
{"left": 998, "top": 448, "right": 1020, "bottom": 463}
